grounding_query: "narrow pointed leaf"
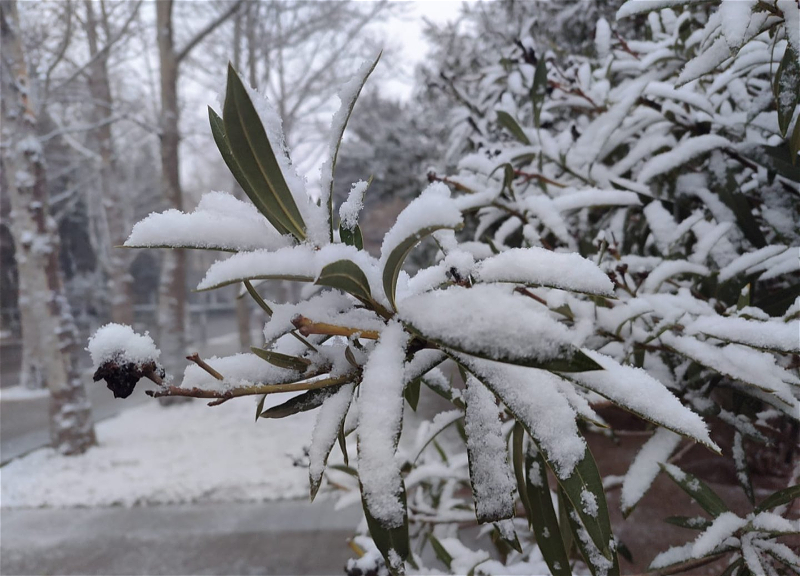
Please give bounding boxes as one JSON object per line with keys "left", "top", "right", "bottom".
{"left": 403, "top": 378, "right": 421, "bottom": 411}
{"left": 496, "top": 110, "right": 531, "bottom": 144}
{"left": 531, "top": 57, "right": 548, "bottom": 129}
{"left": 209, "top": 107, "right": 290, "bottom": 236}
{"left": 512, "top": 423, "right": 533, "bottom": 527}
{"left": 754, "top": 485, "right": 800, "bottom": 513}
{"left": 383, "top": 224, "right": 459, "bottom": 310}
{"left": 322, "top": 52, "right": 382, "bottom": 240}
{"left": 316, "top": 259, "right": 373, "bottom": 304}
{"left": 526, "top": 446, "right": 573, "bottom": 576}
{"left": 661, "top": 463, "right": 729, "bottom": 517}
{"left": 774, "top": 44, "right": 800, "bottom": 137}
{"left": 664, "top": 516, "right": 713, "bottom": 531}
{"left": 464, "top": 374, "right": 516, "bottom": 523}
{"left": 361, "top": 482, "right": 411, "bottom": 575}
{"left": 340, "top": 223, "right": 364, "bottom": 249}
{"left": 428, "top": 534, "right": 453, "bottom": 569}
{"left": 259, "top": 385, "right": 340, "bottom": 419}
{"left": 309, "top": 382, "right": 355, "bottom": 501}
{"left": 250, "top": 347, "right": 311, "bottom": 371}
{"left": 560, "top": 485, "right": 619, "bottom": 576}
{"left": 223, "top": 64, "right": 306, "bottom": 240}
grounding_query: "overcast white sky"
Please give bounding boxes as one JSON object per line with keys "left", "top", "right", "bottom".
{"left": 379, "top": 0, "right": 468, "bottom": 100}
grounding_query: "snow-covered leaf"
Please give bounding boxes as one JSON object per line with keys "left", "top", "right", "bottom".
{"left": 474, "top": 247, "right": 615, "bottom": 296}
{"left": 315, "top": 259, "right": 375, "bottom": 308}
{"left": 401, "top": 285, "right": 602, "bottom": 372}
{"left": 566, "top": 350, "right": 718, "bottom": 451}
{"left": 560, "top": 485, "right": 619, "bottom": 576}
{"left": 620, "top": 428, "right": 682, "bottom": 516}
{"left": 250, "top": 347, "right": 312, "bottom": 371}
{"left": 309, "top": 382, "right": 355, "bottom": 500}
{"left": 774, "top": 43, "right": 800, "bottom": 137}
{"left": 259, "top": 384, "right": 339, "bottom": 420}
{"left": 381, "top": 182, "right": 463, "bottom": 309}
{"left": 221, "top": 66, "right": 307, "bottom": 240}
{"left": 661, "top": 463, "right": 729, "bottom": 517}
{"left": 464, "top": 375, "right": 517, "bottom": 523}
{"left": 320, "top": 52, "right": 382, "bottom": 240}
{"left": 525, "top": 445, "right": 573, "bottom": 576}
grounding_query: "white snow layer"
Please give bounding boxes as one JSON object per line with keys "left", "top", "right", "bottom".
{"left": 475, "top": 247, "right": 615, "bottom": 295}
{"left": 464, "top": 375, "right": 517, "bottom": 521}
{"left": 309, "top": 382, "right": 355, "bottom": 491}
{"left": 180, "top": 353, "right": 302, "bottom": 392}
{"left": 1, "top": 395, "right": 318, "bottom": 507}
{"left": 399, "top": 284, "right": 575, "bottom": 365}
{"left": 685, "top": 316, "right": 800, "bottom": 353}
{"left": 620, "top": 428, "right": 682, "bottom": 513}
{"left": 357, "top": 322, "right": 409, "bottom": 528}
{"left": 460, "top": 356, "right": 587, "bottom": 479}
{"left": 339, "top": 180, "right": 368, "bottom": 230}
{"left": 125, "top": 192, "right": 292, "bottom": 252}
{"left": 87, "top": 324, "right": 160, "bottom": 369}
{"left": 567, "top": 350, "right": 718, "bottom": 451}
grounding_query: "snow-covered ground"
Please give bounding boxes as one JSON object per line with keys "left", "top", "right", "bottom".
{"left": 1, "top": 391, "right": 327, "bottom": 508}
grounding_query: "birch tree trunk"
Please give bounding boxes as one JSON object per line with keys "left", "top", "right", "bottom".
{"left": 1, "top": 0, "right": 96, "bottom": 454}
{"left": 154, "top": 0, "right": 242, "bottom": 371}
{"left": 84, "top": 0, "right": 135, "bottom": 326}
{"left": 155, "top": 0, "right": 186, "bottom": 372}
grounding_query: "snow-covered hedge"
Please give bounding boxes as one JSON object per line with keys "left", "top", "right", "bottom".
{"left": 91, "top": 1, "right": 799, "bottom": 575}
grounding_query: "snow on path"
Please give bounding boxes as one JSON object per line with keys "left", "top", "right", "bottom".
{"left": 1, "top": 393, "right": 320, "bottom": 508}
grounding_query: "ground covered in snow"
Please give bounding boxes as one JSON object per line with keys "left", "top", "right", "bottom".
{"left": 1, "top": 393, "right": 323, "bottom": 508}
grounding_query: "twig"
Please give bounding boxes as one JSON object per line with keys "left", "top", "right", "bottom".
{"left": 513, "top": 286, "right": 548, "bottom": 306}
{"left": 292, "top": 315, "right": 380, "bottom": 340}
{"left": 186, "top": 353, "right": 223, "bottom": 381}
{"left": 628, "top": 553, "right": 725, "bottom": 576}
{"left": 146, "top": 374, "right": 352, "bottom": 404}
{"left": 513, "top": 169, "right": 566, "bottom": 188}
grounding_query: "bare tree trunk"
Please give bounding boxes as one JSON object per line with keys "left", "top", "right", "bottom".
{"left": 232, "top": 7, "right": 252, "bottom": 349}
{"left": 155, "top": 0, "right": 186, "bottom": 372}
{"left": 84, "top": 0, "right": 134, "bottom": 326}
{"left": 1, "top": 0, "right": 96, "bottom": 454}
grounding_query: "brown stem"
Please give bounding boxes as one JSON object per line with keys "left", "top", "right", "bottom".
{"left": 145, "top": 374, "right": 352, "bottom": 404}
{"left": 292, "top": 315, "right": 380, "bottom": 340}
{"left": 513, "top": 169, "right": 566, "bottom": 188}
{"left": 514, "top": 286, "right": 548, "bottom": 306}
{"left": 186, "top": 352, "right": 224, "bottom": 381}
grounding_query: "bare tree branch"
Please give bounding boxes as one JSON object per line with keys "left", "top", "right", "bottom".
{"left": 175, "top": 0, "right": 244, "bottom": 64}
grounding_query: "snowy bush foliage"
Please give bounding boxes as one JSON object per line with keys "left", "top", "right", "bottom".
{"left": 89, "top": 1, "right": 800, "bottom": 574}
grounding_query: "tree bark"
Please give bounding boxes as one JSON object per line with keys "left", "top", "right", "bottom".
{"left": 84, "top": 0, "right": 134, "bottom": 326}
{"left": 1, "top": 0, "right": 96, "bottom": 454}
{"left": 155, "top": 0, "right": 186, "bottom": 372}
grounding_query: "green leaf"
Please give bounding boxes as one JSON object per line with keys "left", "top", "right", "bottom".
{"left": 310, "top": 383, "right": 355, "bottom": 501}
{"left": 316, "top": 259, "right": 374, "bottom": 305}
{"left": 361, "top": 482, "right": 411, "bottom": 575}
{"left": 428, "top": 534, "right": 453, "bottom": 570}
{"left": 560, "top": 485, "right": 619, "bottom": 576}
{"left": 337, "top": 425, "right": 349, "bottom": 467}
{"left": 209, "top": 107, "right": 290, "bottom": 236}
{"left": 340, "top": 223, "right": 364, "bottom": 250}
{"left": 222, "top": 64, "right": 306, "bottom": 240}
{"left": 525, "top": 446, "right": 573, "bottom": 576}
{"left": 512, "top": 423, "right": 534, "bottom": 528}
{"left": 715, "top": 168, "right": 766, "bottom": 248}
{"left": 258, "top": 386, "right": 340, "bottom": 419}
{"left": 732, "top": 431, "right": 754, "bottom": 504}
{"left": 461, "top": 361, "right": 613, "bottom": 561}
{"left": 774, "top": 43, "right": 800, "bottom": 137}
{"left": 663, "top": 516, "right": 713, "bottom": 530}
{"left": 530, "top": 58, "right": 548, "bottom": 129}
{"left": 660, "top": 464, "right": 729, "bottom": 517}
{"left": 418, "top": 327, "right": 602, "bottom": 372}
{"left": 496, "top": 110, "right": 531, "bottom": 145}
{"left": 324, "top": 52, "right": 382, "bottom": 241}
{"left": 250, "top": 347, "right": 311, "bottom": 371}
{"left": 740, "top": 142, "right": 800, "bottom": 183}
{"left": 404, "top": 378, "right": 421, "bottom": 411}
{"left": 383, "top": 224, "right": 460, "bottom": 310}
{"left": 254, "top": 394, "right": 267, "bottom": 422}
{"left": 790, "top": 110, "right": 800, "bottom": 165}
{"left": 754, "top": 484, "right": 800, "bottom": 513}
